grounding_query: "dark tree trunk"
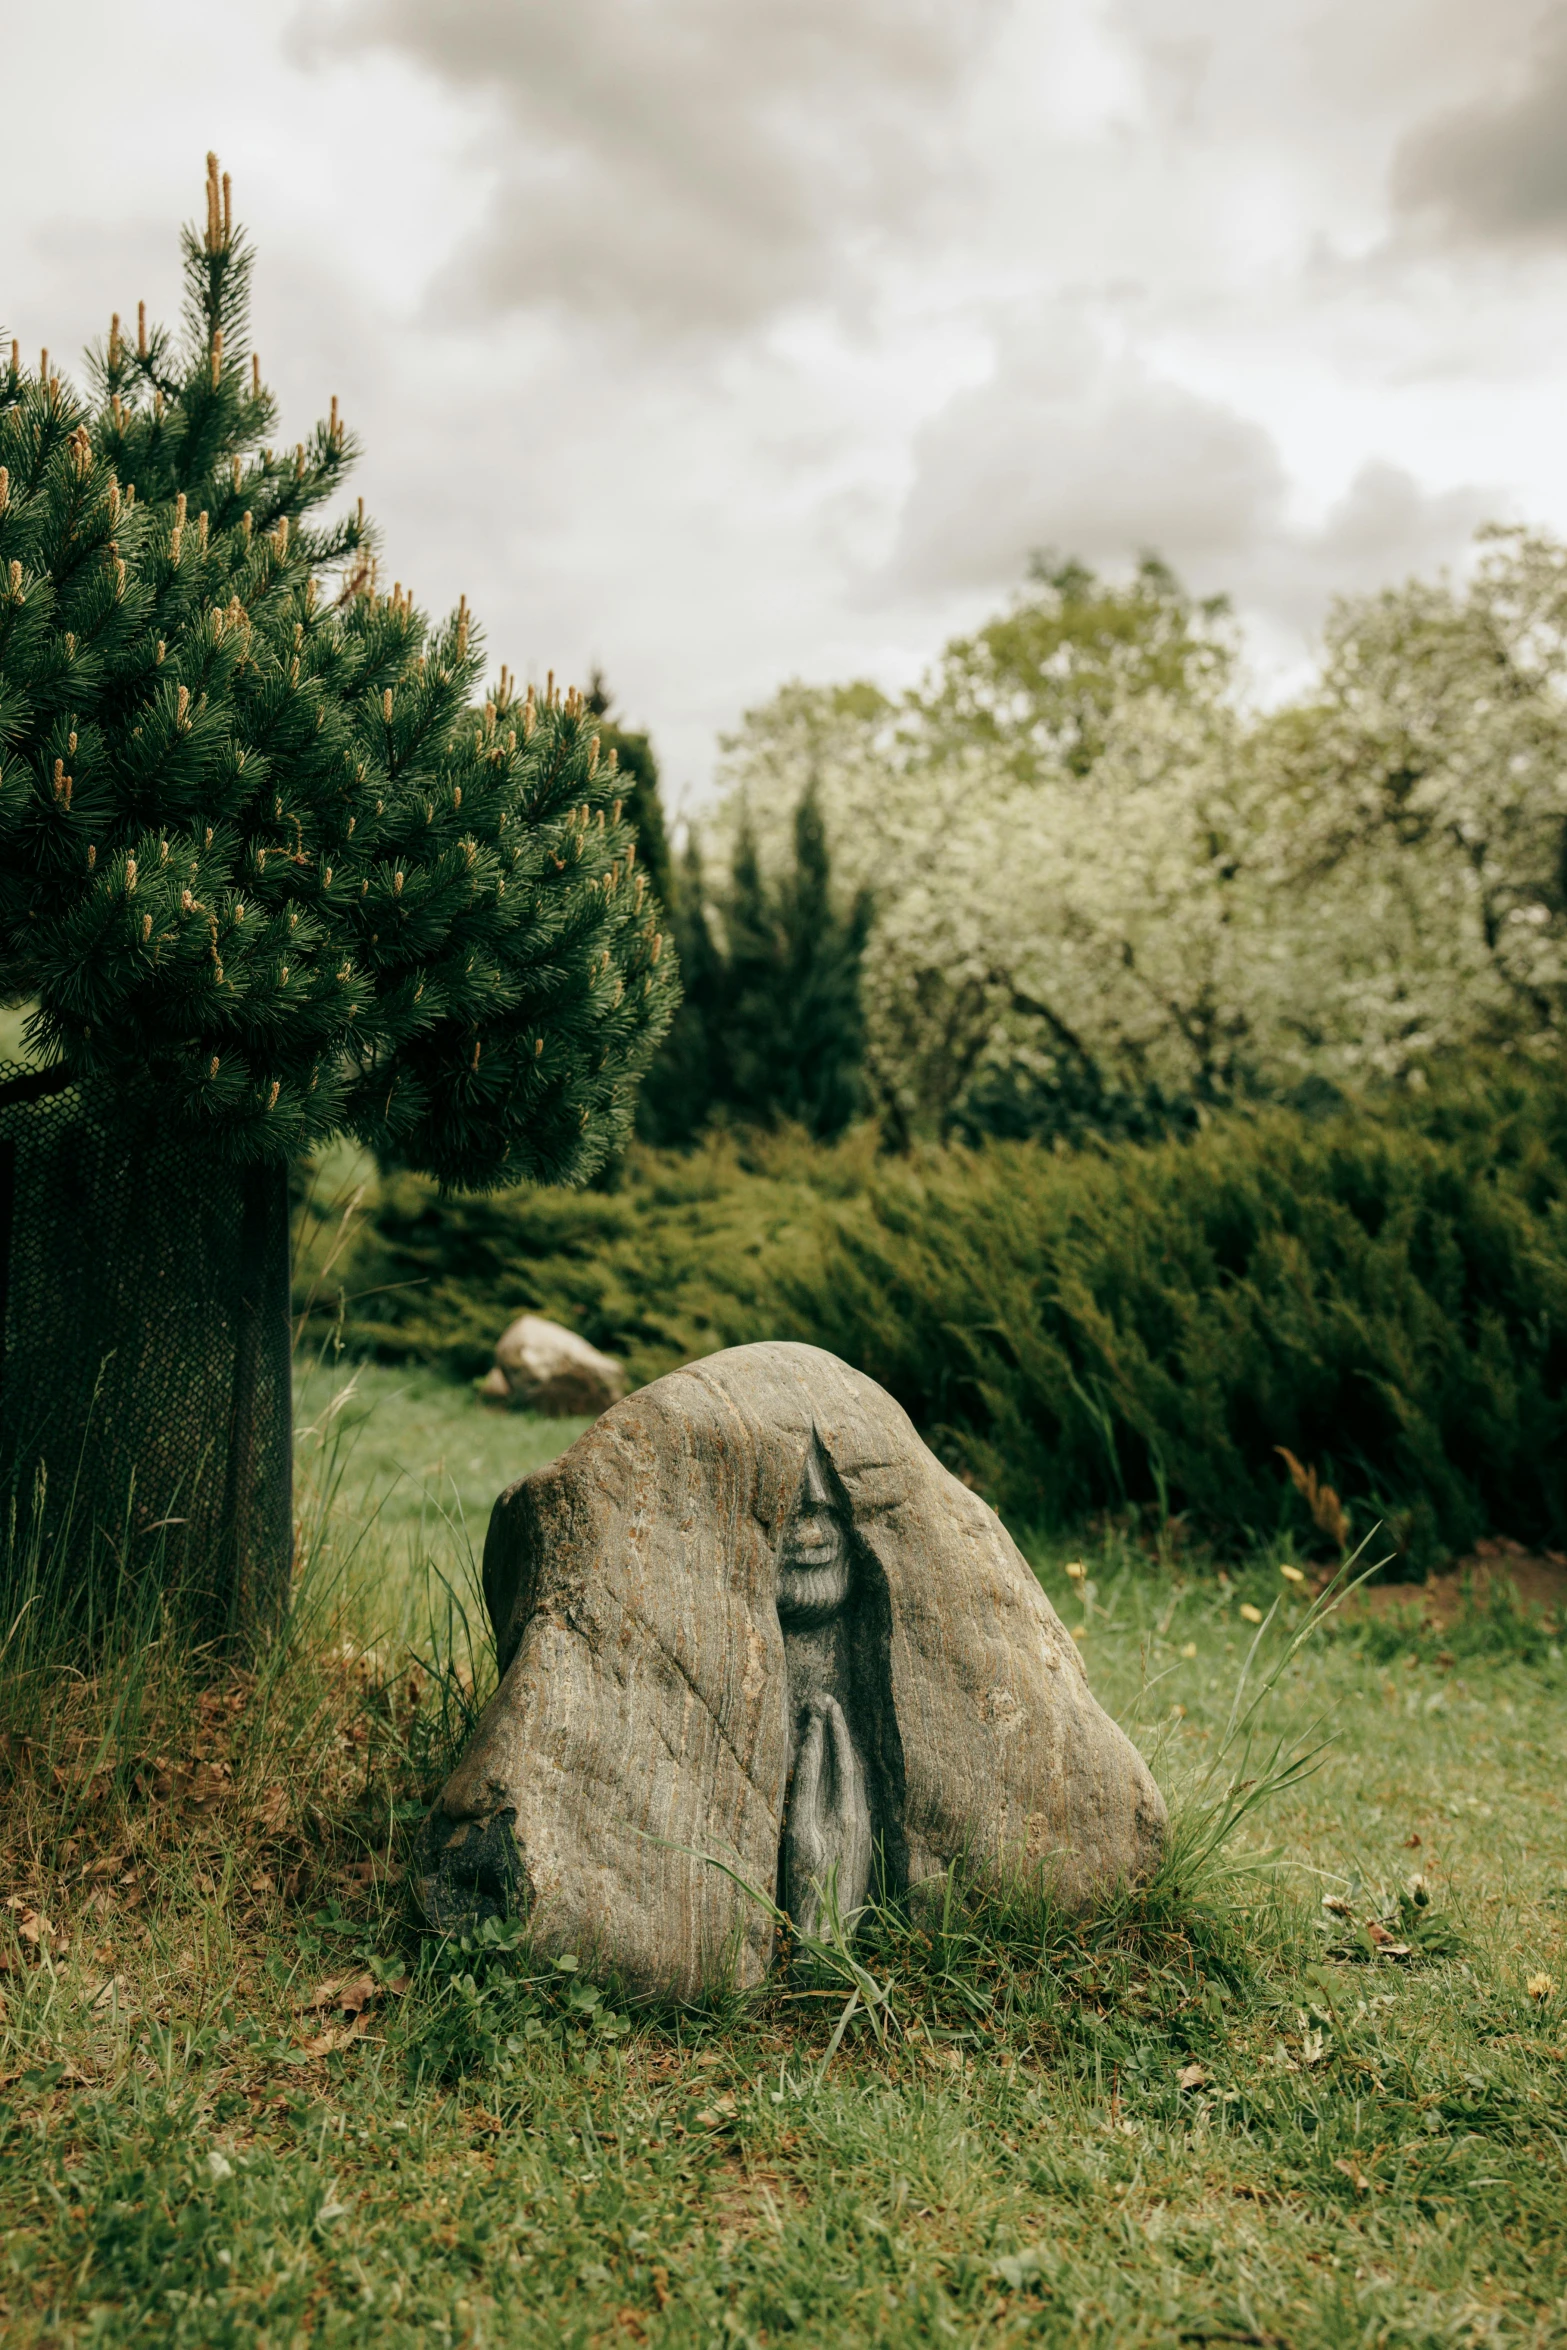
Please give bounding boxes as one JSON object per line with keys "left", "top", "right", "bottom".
{"left": 0, "top": 1069, "right": 294, "bottom": 1654}
{"left": 213, "top": 1156, "right": 295, "bottom": 1649}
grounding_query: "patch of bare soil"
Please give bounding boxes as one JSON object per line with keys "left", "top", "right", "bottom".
{"left": 1349, "top": 1537, "right": 1567, "bottom": 1625}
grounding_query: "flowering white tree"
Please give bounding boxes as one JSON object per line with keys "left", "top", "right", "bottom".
{"left": 712, "top": 535, "right": 1567, "bottom": 1138}
{"left": 1255, "top": 526, "right": 1567, "bottom": 1075}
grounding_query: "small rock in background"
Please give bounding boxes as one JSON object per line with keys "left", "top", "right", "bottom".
{"left": 480, "top": 1315, "right": 627, "bottom": 1417}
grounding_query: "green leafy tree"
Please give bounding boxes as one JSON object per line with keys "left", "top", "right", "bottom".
{"left": 913, "top": 552, "right": 1235, "bottom": 778}
{"left": 0, "top": 160, "right": 676, "bottom": 1638}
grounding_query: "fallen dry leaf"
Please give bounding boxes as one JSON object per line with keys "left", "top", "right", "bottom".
{"left": 1333, "top": 2154, "right": 1377, "bottom": 2194}
{"left": 298, "top": 2013, "right": 370, "bottom": 2058}
{"left": 1177, "top": 2062, "right": 1207, "bottom": 2091}
{"left": 188, "top": 1761, "right": 234, "bottom": 1809}
{"left": 1322, "top": 1894, "right": 1353, "bottom": 1918}
{"left": 1365, "top": 1922, "right": 1412, "bottom": 1957}
{"left": 256, "top": 1786, "right": 290, "bottom": 1835}
{"left": 296, "top": 1971, "right": 379, "bottom": 2017}
{"left": 1527, "top": 1972, "right": 1556, "bottom": 2004}
{"left": 338, "top": 1858, "right": 398, "bottom": 1888}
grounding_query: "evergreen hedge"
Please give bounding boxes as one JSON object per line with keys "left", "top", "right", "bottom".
{"left": 300, "top": 1126, "right": 868, "bottom": 1390}
{"left": 791, "top": 1075, "right": 1567, "bottom": 1566}
{"left": 310, "top": 1074, "right": 1567, "bottom": 1568}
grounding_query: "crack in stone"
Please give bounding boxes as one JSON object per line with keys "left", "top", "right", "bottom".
{"left": 594, "top": 1584, "right": 778, "bottom": 1808}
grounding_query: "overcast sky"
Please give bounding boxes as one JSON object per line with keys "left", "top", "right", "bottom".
{"left": 8, "top": 0, "right": 1567, "bottom": 802}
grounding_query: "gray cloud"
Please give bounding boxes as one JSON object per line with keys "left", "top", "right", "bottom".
{"left": 306, "top": 0, "right": 999, "bottom": 334}
{"left": 1392, "top": 8, "right": 1567, "bottom": 247}
{"left": 1247, "top": 461, "right": 1496, "bottom": 625}
{"left": 888, "top": 316, "right": 1495, "bottom": 622}
{"left": 890, "top": 320, "right": 1286, "bottom": 591}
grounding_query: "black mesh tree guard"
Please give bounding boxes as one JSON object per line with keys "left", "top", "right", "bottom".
{"left": 0, "top": 1062, "right": 293, "bottom": 1649}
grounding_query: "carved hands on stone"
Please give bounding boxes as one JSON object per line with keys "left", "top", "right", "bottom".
{"left": 784, "top": 1692, "right": 873, "bottom": 1939}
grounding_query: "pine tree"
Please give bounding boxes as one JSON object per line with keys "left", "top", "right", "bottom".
{"left": 0, "top": 161, "right": 677, "bottom": 1641}
{"left": 1, "top": 163, "right": 675, "bottom": 1182}
{"left": 576, "top": 677, "right": 726, "bottom": 1147}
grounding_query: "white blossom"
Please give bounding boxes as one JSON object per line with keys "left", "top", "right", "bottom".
{"left": 710, "top": 530, "right": 1567, "bottom": 1132}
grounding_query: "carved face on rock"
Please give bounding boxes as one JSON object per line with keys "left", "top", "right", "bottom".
{"left": 776, "top": 1444, "right": 851, "bottom": 1625}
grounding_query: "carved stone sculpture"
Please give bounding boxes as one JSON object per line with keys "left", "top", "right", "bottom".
{"left": 417, "top": 1341, "right": 1165, "bottom": 1998}
{"left": 775, "top": 1439, "right": 879, "bottom": 1937}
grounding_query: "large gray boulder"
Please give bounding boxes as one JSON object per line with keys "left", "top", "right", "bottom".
{"left": 418, "top": 1341, "right": 1165, "bottom": 1999}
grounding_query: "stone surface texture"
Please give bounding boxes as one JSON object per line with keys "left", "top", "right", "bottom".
{"left": 420, "top": 1341, "right": 1165, "bottom": 1999}
{"left": 486, "top": 1314, "right": 627, "bottom": 1417}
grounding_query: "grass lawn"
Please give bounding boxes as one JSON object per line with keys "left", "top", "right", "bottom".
{"left": 292, "top": 1360, "right": 595, "bottom": 1659}
{"left": 1, "top": 1368, "right": 1564, "bottom": 2346}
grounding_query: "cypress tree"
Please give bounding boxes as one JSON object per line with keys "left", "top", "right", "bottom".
{"left": 0, "top": 161, "right": 677, "bottom": 1641}
{"left": 636, "top": 786, "right": 871, "bottom": 1146}
{"left": 722, "top": 787, "right": 871, "bottom": 1140}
